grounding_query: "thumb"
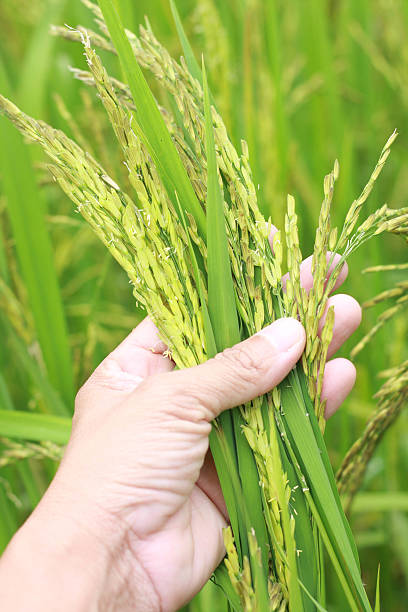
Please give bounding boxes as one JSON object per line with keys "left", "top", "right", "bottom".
{"left": 148, "top": 318, "right": 305, "bottom": 421}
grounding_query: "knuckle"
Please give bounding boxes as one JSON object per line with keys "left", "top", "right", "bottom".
{"left": 74, "top": 383, "right": 87, "bottom": 411}
{"left": 165, "top": 383, "right": 204, "bottom": 417}
{"left": 218, "top": 344, "right": 266, "bottom": 384}
{"left": 143, "top": 372, "right": 213, "bottom": 424}
{"left": 131, "top": 375, "right": 153, "bottom": 398}
{"left": 73, "top": 381, "right": 92, "bottom": 417}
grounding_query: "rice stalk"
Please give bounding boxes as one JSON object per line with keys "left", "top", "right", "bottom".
{"left": 0, "top": 438, "right": 64, "bottom": 468}
{"left": 337, "top": 359, "right": 408, "bottom": 510}
{"left": 338, "top": 258, "right": 408, "bottom": 509}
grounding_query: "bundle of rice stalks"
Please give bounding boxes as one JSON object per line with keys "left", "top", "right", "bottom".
{"left": 1, "top": 1, "right": 407, "bottom": 609}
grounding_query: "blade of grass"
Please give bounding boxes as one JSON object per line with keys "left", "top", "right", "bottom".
{"left": 374, "top": 565, "right": 381, "bottom": 612}
{"left": 169, "top": 0, "right": 202, "bottom": 84}
{"left": 0, "top": 371, "right": 42, "bottom": 507}
{"left": 279, "top": 409, "right": 365, "bottom": 612}
{"left": 0, "top": 378, "right": 19, "bottom": 551}
{"left": 280, "top": 372, "right": 372, "bottom": 611}
{"left": 0, "top": 59, "right": 74, "bottom": 409}
{"left": 8, "top": 328, "right": 68, "bottom": 417}
{"left": 0, "top": 410, "right": 71, "bottom": 445}
{"left": 264, "top": 1, "right": 290, "bottom": 194}
{"left": 299, "top": 372, "right": 360, "bottom": 567}
{"left": 248, "top": 528, "right": 271, "bottom": 611}
{"left": 277, "top": 433, "right": 317, "bottom": 610}
{"left": 17, "top": 0, "right": 68, "bottom": 117}
{"left": 201, "top": 58, "right": 247, "bottom": 562}
{"left": 0, "top": 233, "right": 43, "bottom": 509}
{"left": 352, "top": 492, "right": 408, "bottom": 513}
{"left": 203, "top": 59, "right": 270, "bottom": 579}
{"left": 300, "top": 0, "right": 343, "bottom": 178}
{"left": 0, "top": 220, "right": 9, "bottom": 284}
{"left": 242, "top": 5, "right": 262, "bottom": 195}
{"left": 96, "top": 0, "right": 206, "bottom": 238}
{"left": 112, "top": 0, "right": 136, "bottom": 33}
{"left": 202, "top": 60, "right": 239, "bottom": 350}
{"left": 212, "top": 564, "right": 241, "bottom": 612}
{"left": 175, "top": 143, "right": 243, "bottom": 564}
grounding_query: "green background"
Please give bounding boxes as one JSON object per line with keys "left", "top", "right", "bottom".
{"left": 0, "top": 0, "right": 407, "bottom": 609}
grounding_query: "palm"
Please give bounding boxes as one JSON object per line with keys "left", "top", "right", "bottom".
{"left": 127, "top": 482, "right": 225, "bottom": 611}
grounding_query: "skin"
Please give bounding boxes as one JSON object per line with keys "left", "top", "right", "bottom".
{"left": 0, "top": 254, "right": 361, "bottom": 612}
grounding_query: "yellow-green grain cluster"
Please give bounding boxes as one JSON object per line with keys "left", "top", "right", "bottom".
{"left": 337, "top": 359, "right": 408, "bottom": 509}
{"left": 0, "top": 438, "right": 63, "bottom": 468}
{"left": 338, "top": 260, "right": 408, "bottom": 508}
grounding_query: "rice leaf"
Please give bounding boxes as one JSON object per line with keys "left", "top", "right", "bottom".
{"left": 0, "top": 379, "right": 19, "bottom": 550}
{"left": 0, "top": 410, "right": 71, "bottom": 445}
{"left": 211, "top": 564, "right": 242, "bottom": 612}
{"left": 374, "top": 565, "right": 381, "bottom": 612}
{"left": 203, "top": 58, "right": 270, "bottom": 585}
{"left": 169, "top": 0, "right": 202, "bottom": 84}
{"left": 248, "top": 528, "right": 271, "bottom": 611}
{"left": 203, "top": 57, "right": 252, "bottom": 567}
{"left": 17, "top": 0, "right": 68, "bottom": 117}
{"left": 0, "top": 371, "right": 42, "bottom": 507}
{"left": 298, "top": 372, "right": 360, "bottom": 568}
{"left": 264, "top": 2, "right": 289, "bottom": 192}
{"left": 280, "top": 374, "right": 372, "bottom": 611}
{"left": 0, "top": 60, "right": 74, "bottom": 409}
{"left": 174, "top": 79, "right": 245, "bottom": 564}
{"left": 202, "top": 59, "right": 240, "bottom": 350}
{"left": 352, "top": 492, "right": 408, "bottom": 513}
{"left": 8, "top": 330, "right": 68, "bottom": 418}
{"left": 278, "top": 436, "right": 317, "bottom": 611}
{"left": 96, "top": 0, "right": 206, "bottom": 238}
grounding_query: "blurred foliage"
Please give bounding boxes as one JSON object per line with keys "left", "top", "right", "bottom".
{"left": 0, "top": 0, "right": 407, "bottom": 609}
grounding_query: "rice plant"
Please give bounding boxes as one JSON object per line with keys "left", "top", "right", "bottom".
{"left": 338, "top": 258, "right": 408, "bottom": 510}
{"left": 1, "top": 1, "right": 408, "bottom": 610}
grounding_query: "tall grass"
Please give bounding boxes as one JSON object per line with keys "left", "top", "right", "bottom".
{"left": 0, "top": 0, "right": 407, "bottom": 609}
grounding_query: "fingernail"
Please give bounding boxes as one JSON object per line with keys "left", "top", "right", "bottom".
{"left": 257, "top": 318, "right": 304, "bottom": 352}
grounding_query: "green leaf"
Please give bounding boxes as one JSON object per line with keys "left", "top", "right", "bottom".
{"left": 0, "top": 370, "right": 43, "bottom": 507}
{"left": 203, "top": 59, "right": 240, "bottom": 351}
{"left": 280, "top": 371, "right": 372, "bottom": 611}
{"left": 17, "top": 0, "right": 68, "bottom": 117}
{"left": 278, "top": 435, "right": 318, "bottom": 611}
{"left": 202, "top": 56, "right": 246, "bottom": 558}
{"left": 212, "top": 564, "right": 242, "bottom": 612}
{"left": 0, "top": 410, "right": 71, "bottom": 445}
{"left": 352, "top": 492, "right": 408, "bottom": 514}
{"left": 169, "top": 0, "right": 202, "bottom": 85}
{"left": 203, "top": 59, "right": 270, "bottom": 585}
{"left": 0, "top": 59, "right": 74, "bottom": 409}
{"left": 299, "top": 372, "right": 360, "bottom": 569}
{"left": 8, "top": 329, "right": 68, "bottom": 417}
{"left": 97, "top": 0, "right": 206, "bottom": 239}
{"left": 374, "top": 565, "right": 381, "bottom": 612}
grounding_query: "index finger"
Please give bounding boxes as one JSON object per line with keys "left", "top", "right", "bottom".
{"left": 269, "top": 227, "right": 348, "bottom": 294}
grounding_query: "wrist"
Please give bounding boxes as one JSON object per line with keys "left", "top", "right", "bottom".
{"left": 0, "top": 509, "right": 108, "bottom": 611}
{"left": 0, "top": 486, "right": 159, "bottom": 611}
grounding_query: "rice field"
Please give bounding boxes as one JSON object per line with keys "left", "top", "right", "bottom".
{"left": 0, "top": 1, "right": 407, "bottom": 610}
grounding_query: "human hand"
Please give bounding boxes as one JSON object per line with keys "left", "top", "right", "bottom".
{"left": 0, "top": 256, "right": 361, "bottom": 612}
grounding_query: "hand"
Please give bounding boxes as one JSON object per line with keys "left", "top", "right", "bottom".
{"left": 0, "top": 255, "right": 361, "bottom": 612}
